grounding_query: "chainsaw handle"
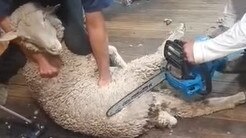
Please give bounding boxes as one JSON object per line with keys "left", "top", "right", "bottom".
{"left": 164, "top": 40, "right": 183, "bottom": 69}
{"left": 164, "top": 40, "right": 190, "bottom": 79}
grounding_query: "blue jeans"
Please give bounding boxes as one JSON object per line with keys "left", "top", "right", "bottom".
{"left": 56, "top": 0, "right": 92, "bottom": 55}
{"left": 0, "top": 0, "right": 108, "bottom": 83}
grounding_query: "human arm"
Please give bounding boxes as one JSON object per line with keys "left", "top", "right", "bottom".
{"left": 0, "top": 17, "right": 12, "bottom": 32}
{"left": 82, "top": 0, "right": 113, "bottom": 87}
{"left": 85, "top": 11, "right": 111, "bottom": 86}
{"left": 184, "top": 13, "right": 246, "bottom": 64}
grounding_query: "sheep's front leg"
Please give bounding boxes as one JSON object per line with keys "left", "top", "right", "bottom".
{"left": 108, "top": 45, "right": 127, "bottom": 68}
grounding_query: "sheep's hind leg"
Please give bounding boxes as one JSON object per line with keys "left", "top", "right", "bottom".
{"left": 182, "top": 92, "right": 246, "bottom": 118}
{"left": 157, "top": 111, "right": 177, "bottom": 128}
{"left": 205, "top": 92, "right": 246, "bottom": 109}
{"left": 108, "top": 45, "right": 127, "bottom": 68}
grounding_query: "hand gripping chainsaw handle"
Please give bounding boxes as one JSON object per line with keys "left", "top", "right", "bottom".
{"left": 164, "top": 40, "right": 190, "bottom": 79}
{"left": 164, "top": 39, "right": 227, "bottom": 100}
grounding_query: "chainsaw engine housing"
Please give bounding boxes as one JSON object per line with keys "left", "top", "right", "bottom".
{"left": 164, "top": 39, "right": 227, "bottom": 100}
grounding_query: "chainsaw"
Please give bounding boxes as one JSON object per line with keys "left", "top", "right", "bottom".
{"left": 106, "top": 38, "right": 227, "bottom": 117}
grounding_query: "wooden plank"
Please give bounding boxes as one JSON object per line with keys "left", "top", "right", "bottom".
{"left": 105, "top": 0, "right": 225, "bottom": 22}
{"left": 8, "top": 73, "right": 27, "bottom": 86}
{"left": 106, "top": 21, "right": 219, "bottom": 37}
{"left": 7, "top": 84, "right": 32, "bottom": 99}
{"left": 206, "top": 104, "right": 246, "bottom": 123}
{"left": 141, "top": 117, "right": 246, "bottom": 138}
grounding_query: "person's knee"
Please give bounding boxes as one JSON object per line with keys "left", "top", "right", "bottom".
{"left": 64, "top": 24, "right": 92, "bottom": 55}
{"left": 56, "top": 0, "right": 85, "bottom": 25}
{"left": 2, "top": 45, "right": 26, "bottom": 67}
{"left": 0, "top": 45, "right": 26, "bottom": 83}
{"left": 65, "top": 40, "right": 92, "bottom": 55}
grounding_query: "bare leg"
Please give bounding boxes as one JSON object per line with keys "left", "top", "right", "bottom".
{"left": 86, "top": 12, "right": 111, "bottom": 87}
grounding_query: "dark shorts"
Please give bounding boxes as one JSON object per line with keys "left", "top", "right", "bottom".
{"left": 82, "top": 0, "right": 113, "bottom": 13}
{"left": 0, "top": 0, "right": 113, "bottom": 17}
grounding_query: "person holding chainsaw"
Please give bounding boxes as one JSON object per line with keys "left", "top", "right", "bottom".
{"left": 183, "top": 12, "right": 246, "bottom": 68}
{"left": 183, "top": 0, "right": 246, "bottom": 66}
{"left": 0, "top": 0, "right": 112, "bottom": 105}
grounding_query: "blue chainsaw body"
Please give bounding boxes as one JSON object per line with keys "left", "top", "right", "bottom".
{"left": 164, "top": 38, "right": 227, "bottom": 100}
{"left": 165, "top": 71, "right": 204, "bottom": 98}
{"left": 164, "top": 59, "right": 226, "bottom": 99}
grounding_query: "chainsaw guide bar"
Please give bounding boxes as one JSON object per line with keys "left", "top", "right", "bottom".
{"left": 106, "top": 71, "right": 166, "bottom": 117}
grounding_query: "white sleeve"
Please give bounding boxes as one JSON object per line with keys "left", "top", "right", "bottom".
{"left": 193, "top": 13, "right": 246, "bottom": 64}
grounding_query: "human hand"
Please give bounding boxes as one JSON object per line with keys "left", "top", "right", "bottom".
{"left": 98, "top": 74, "right": 111, "bottom": 88}
{"left": 183, "top": 40, "right": 195, "bottom": 64}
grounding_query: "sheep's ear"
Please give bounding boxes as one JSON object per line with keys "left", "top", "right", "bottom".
{"left": 0, "top": 31, "right": 18, "bottom": 42}
{"left": 44, "top": 4, "right": 61, "bottom": 15}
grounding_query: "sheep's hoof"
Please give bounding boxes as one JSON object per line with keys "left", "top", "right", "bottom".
{"left": 110, "top": 67, "right": 119, "bottom": 73}
{"left": 157, "top": 111, "right": 177, "bottom": 128}
{"left": 108, "top": 45, "right": 118, "bottom": 54}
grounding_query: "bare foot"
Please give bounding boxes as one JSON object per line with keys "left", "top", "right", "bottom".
{"left": 39, "top": 61, "right": 59, "bottom": 78}
{"left": 36, "top": 54, "right": 61, "bottom": 78}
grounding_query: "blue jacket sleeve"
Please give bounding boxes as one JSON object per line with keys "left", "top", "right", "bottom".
{"left": 0, "top": 0, "right": 13, "bottom": 18}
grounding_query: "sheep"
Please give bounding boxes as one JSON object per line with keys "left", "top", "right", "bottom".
{"left": 1, "top": 2, "right": 245, "bottom": 138}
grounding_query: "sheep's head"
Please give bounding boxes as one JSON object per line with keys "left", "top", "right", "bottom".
{"left": 0, "top": 3, "right": 64, "bottom": 55}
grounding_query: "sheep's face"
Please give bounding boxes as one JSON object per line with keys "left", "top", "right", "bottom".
{"left": 16, "top": 10, "right": 62, "bottom": 55}
{"left": 0, "top": 7, "right": 62, "bottom": 55}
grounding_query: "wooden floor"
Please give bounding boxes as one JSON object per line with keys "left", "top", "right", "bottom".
{"left": 1, "top": 0, "right": 246, "bottom": 137}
